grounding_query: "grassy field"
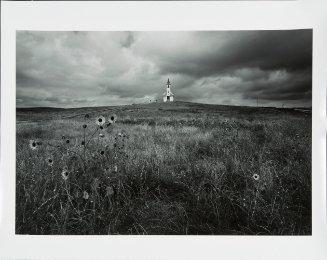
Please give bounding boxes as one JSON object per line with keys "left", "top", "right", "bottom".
{"left": 16, "top": 101, "right": 312, "bottom": 235}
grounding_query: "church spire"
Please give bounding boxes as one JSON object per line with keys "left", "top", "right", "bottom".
{"left": 163, "top": 78, "right": 174, "bottom": 102}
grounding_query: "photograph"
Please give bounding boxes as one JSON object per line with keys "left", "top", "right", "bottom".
{"left": 16, "top": 30, "right": 312, "bottom": 235}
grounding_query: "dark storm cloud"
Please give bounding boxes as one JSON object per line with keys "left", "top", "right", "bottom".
{"left": 16, "top": 30, "right": 312, "bottom": 108}
{"left": 157, "top": 30, "right": 312, "bottom": 78}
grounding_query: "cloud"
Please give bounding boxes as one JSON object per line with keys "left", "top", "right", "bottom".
{"left": 16, "top": 30, "right": 312, "bottom": 108}
{"left": 44, "top": 97, "right": 60, "bottom": 102}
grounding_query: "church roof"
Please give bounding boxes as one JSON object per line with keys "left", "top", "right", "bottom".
{"left": 167, "top": 78, "right": 170, "bottom": 85}
{"left": 163, "top": 91, "right": 174, "bottom": 97}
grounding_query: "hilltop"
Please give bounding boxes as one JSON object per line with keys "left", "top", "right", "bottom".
{"left": 16, "top": 101, "right": 310, "bottom": 124}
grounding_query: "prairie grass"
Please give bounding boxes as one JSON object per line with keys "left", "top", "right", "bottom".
{"left": 16, "top": 102, "right": 311, "bottom": 235}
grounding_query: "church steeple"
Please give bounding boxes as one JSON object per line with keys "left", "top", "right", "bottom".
{"left": 163, "top": 78, "right": 174, "bottom": 102}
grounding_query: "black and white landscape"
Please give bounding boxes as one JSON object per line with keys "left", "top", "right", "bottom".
{"left": 16, "top": 30, "right": 312, "bottom": 235}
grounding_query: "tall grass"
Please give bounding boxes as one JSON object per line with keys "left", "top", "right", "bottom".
{"left": 16, "top": 105, "right": 311, "bottom": 235}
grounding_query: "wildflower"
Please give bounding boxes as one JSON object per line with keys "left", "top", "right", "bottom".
{"left": 253, "top": 174, "right": 259, "bottom": 181}
{"left": 99, "top": 134, "right": 104, "bottom": 138}
{"left": 85, "top": 114, "right": 89, "bottom": 119}
{"left": 114, "top": 143, "right": 117, "bottom": 148}
{"left": 106, "top": 186, "right": 115, "bottom": 196}
{"left": 100, "top": 126, "right": 103, "bottom": 130}
{"left": 57, "top": 145, "right": 61, "bottom": 149}
{"left": 83, "top": 124, "right": 87, "bottom": 129}
{"left": 118, "top": 133, "right": 122, "bottom": 137}
{"left": 62, "top": 135, "right": 66, "bottom": 140}
{"left": 81, "top": 141, "right": 85, "bottom": 146}
{"left": 96, "top": 116, "right": 105, "bottom": 126}
{"left": 108, "top": 115, "right": 116, "bottom": 124}
{"left": 100, "top": 150, "right": 105, "bottom": 155}
{"left": 46, "top": 158, "right": 53, "bottom": 166}
{"left": 83, "top": 191, "right": 89, "bottom": 199}
{"left": 113, "top": 165, "right": 118, "bottom": 173}
{"left": 29, "top": 140, "right": 37, "bottom": 150}
{"left": 61, "top": 170, "right": 69, "bottom": 180}
{"left": 66, "top": 139, "right": 70, "bottom": 144}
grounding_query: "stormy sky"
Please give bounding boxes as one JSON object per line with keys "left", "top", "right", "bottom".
{"left": 16, "top": 30, "right": 312, "bottom": 108}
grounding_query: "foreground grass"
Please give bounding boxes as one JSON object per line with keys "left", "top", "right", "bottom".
{"left": 16, "top": 102, "right": 311, "bottom": 235}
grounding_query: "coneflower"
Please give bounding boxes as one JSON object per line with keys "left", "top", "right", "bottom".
{"left": 46, "top": 158, "right": 53, "bottom": 166}
{"left": 108, "top": 115, "right": 116, "bottom": 125}
{"left": 96, "top": 116, "right": 105, "bottom": 126}
{"left": 253, "top": 174, "right": 259, "bottom": 181}
{"left": 61, "top": 170, "right": 69, "bottom": 180}
{"left": 29, "top": 140, "right": 37, "bottom": 150}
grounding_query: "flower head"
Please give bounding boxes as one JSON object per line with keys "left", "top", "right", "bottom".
{"left": 29, "top": 140, "right": 37, "bottom": 150}
{"left": 61, "top": 170, "right": 69, "bottom": 180}
{"left": 108, "top": 115, "right": 116, "bottom": 124}
{"left": 96, "top": 116, "right": 105, "bottom": 126}
{"left": 99, "top": 134, "right": 104, "bottom": 138}
{"left": 81, "top": 141, "right": 85, "bottom": 146}
{"left": 83, "top": 124, "right": 87, "bottom": 129}
{"left": 66, "top": 139, "right": 70, "bottom": 144}
{"left": 253, "top": 174, "right": 259, "bottom": 181}
{"left": 46, "top": 158, "right": 53, "bottom": 166}
{"left": 100, "top": 150, "right": 105, "bottom": 155}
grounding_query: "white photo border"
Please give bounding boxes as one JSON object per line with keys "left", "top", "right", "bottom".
{"left": 1, "top": 1, "right": 327, "bottom": 259}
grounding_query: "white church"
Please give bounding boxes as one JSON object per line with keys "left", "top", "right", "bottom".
{"left": 163, "top": 78, "right": 174, "bottom": 102}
